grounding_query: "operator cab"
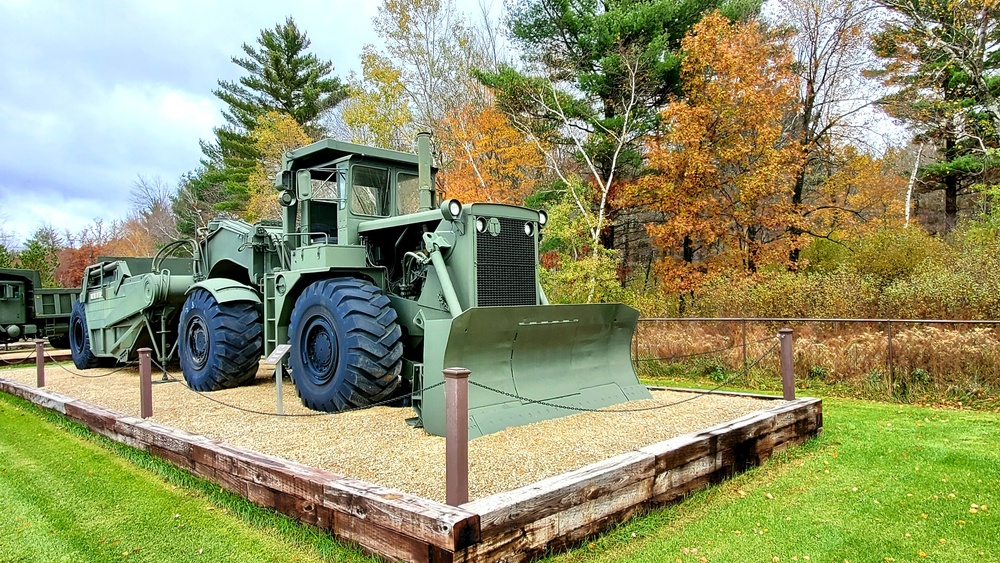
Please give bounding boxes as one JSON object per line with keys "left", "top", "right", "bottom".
{"left": 276, "top": 139, "right": 433, "bottom": 248}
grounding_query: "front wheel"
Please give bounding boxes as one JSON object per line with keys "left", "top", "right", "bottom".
{"left": 289, "top": 278, "right": 403, "bottom": 412}
{"left": 178, "top": 289, "right": 262, "bottom": 391}
{"left": 69, "top": 301, "right": 100, "bottom": 369}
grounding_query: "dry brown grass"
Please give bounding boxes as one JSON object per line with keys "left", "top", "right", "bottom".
{"left": 636, "top": 320, "right": 1000, "bottom": 406}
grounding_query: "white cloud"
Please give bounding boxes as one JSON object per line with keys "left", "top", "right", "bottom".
{"left": 0, "top": 0, "right": 384, "bottom": 247}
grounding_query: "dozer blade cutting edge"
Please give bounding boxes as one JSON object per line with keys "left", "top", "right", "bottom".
{"left": 416, "top": 303, "right": 652, "bottom": 439}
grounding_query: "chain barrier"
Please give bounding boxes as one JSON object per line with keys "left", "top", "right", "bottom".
{"left": 150, "top": 359, "right": 442, "bottom": 417}
{"left": 44, "top": 351, "right": 133, "bottom": 378}
{"left": 633, "top": 336, "right": 776, "bottom": 364}
{"left": 29, "top": 335, "right": 777, "bottom": 417}
{"left": 471, "top": 338, "right": 781, "bottom": 414}
{"left": 0, "top": 350, "right": 35, "bottom": 365}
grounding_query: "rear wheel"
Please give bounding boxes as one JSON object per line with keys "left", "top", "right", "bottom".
{"left": 69, "top": 301, "right": 100, "bottom": 369}
{"left": 48, "top": 334, "right": 70, "bottom": 349}
{"left": 289, "top": 278, "right": 402, "bottom": 412}
{"left": 178, "top": 289, "right": 262, "bottom": 391}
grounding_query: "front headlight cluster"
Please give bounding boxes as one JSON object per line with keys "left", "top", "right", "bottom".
{"left": 465, "top": 206, "right": 549, "bottom": 237}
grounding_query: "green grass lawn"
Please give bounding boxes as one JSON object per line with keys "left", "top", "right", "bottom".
{"left": 2, "top": 382, "right": 998, "bottom": 563}
{"left": 545, "top": 396, "right": 1000, "bottom": 563}
{"left": 0, "top": 392, "right": 375, "bottom": 563}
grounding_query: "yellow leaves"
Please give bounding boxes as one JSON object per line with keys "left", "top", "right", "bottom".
{"left": 339, "top": 45, "right": 412, "bottom": 151}
{"left": 765, "top": 492, "right": 775, "bottom": 500}
{"left": 245, "top": 111, "right": 312, "bottom": 223}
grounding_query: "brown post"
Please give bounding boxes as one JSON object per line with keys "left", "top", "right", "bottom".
{"left": 444, "top": 367, "right": 470, "bottom": 506}
{"left": 35, "top": 339, "right": 45, "bottom": 387}
{"left": 741, "top": 318, "right": 748, "bottom": 369}
{"left": 886, "top": 320, "right": 894, "bottom": 394}
{"left": 778, "top": 328, "right": 795, "bottom": 400}
{"left": 138, "top": 348, "right": 153, "bottom": 419}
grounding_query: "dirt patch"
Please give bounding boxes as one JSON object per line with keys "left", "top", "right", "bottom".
{"left": 1, "top": 361, "right": 782, "bottom": 502}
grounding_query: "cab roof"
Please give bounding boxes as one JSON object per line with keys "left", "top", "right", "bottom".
{"left": 283, "top": 138, "right": 438, "bottom": 172}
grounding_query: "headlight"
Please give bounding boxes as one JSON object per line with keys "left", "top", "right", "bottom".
{"left": 476, "top": 218, "right": 486, "bottom": 233}
{"left": 524, "top": 222, "right": 535, "bottom": 236}
{"left": 537, "top": 210, "right": 548, "bottom": 226}
{"left": 441, "top": 198, "right": 463, "bottom": 221}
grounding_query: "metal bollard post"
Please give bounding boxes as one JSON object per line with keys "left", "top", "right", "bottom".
{"left": 778, "top": 328, "right": 795, "bottom": 400}
{"left": 138, "top": 348, "right": 153, "bottom": 419}
{"left": 35, "top": 339, "right": 45, "bottom": 387}
{"left": 444, "top": 367, "right": 470, "bottom": 506}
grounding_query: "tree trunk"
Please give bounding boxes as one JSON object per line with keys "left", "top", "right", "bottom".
{"left": 944, "top": 136, "right": 958, "bottom": 231}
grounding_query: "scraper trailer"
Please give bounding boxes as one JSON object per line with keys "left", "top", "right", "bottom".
{"left": 72, "top": 133, "right": 649, "bottom": 437}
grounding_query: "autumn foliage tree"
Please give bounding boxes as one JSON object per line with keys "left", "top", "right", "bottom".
{"left": 622, "top": 12, "right": 803, "bottom": 295}
{"left": 437, "top": 104, "right": 544, "bottom": 204}
{"left": 337, "top": 46, "right": 414, "bottom": 151}
{"left": 244, "top": 111, "right": 313, "bottom": 222}
{"left": 55, "top": 222, "right": 115, "bottom": 288}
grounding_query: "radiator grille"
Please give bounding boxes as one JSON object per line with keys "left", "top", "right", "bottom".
{"left": 476, "top": 217, "right": 537, "bottom": 306}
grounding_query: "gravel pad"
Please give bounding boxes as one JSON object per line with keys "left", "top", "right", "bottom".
{"left": 1, "top": 362, "right": 781, "bottom": 502}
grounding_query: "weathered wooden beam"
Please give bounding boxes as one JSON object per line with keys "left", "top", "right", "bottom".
{"left": 464, "top": 450, "right": 654, "bottom": 533}
{"left": 1, "top": 375, "right": 822, "bottom": 563}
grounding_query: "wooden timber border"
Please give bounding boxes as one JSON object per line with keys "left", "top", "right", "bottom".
{"left": 0, "top": 377, "right": 821, "bottom": 562}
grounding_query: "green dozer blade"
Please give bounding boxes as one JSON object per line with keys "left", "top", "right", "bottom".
{"left": 417, "top": 304, "right": 652, "bottom": 439}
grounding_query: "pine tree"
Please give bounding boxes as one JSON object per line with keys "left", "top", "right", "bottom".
{"left": 186, "top": 17, "right": 348, "bottom": 220}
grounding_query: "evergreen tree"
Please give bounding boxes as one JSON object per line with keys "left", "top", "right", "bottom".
{"left": 184, "top": 17, "right": 348, "bottom": 221}
{"left": 870, "top": 1, "right": 1000, "bottom": 231}
{"left": 17, "top": 226, "right": 62, "bottom": 287}
{"left": 482, "top": 0, "right": 761, "bottom": 250}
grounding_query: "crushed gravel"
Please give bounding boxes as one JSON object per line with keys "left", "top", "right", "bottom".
{"left": 1, "top": 361, "right": 782, "bottom": 502}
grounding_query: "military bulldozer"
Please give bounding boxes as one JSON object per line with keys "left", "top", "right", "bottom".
{"left": 70, "top": 133, "right": 650, "bottom": 437}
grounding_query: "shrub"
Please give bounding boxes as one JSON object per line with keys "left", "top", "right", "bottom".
{"left": 848, "top": 227, "right": 951, "bottom": 286}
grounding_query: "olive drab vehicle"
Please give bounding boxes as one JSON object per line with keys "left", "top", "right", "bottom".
{"left": 1, "top": 268, "right": 77, "bottom": 348}
{"left": 70, "top": 133, "right": 651, "bottom": 438}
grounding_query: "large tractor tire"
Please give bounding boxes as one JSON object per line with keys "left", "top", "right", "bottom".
{"left": 289, "top": 278, "right": 403, "bottom": 412}
{"left": 178, "top": 288, "right": 262, "bottom": 391}
{"left": 69, "top": 300, "right": 100, "bottom": 369}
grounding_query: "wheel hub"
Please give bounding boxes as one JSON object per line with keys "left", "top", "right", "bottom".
{"left": 302, "top": 316, "right": 337, "bottom": 383}
{"left": 72, "top": 319, "right": 85, "bottom": 352}
{"left": 187, "top": 316, "right": 209, "bottom": 369}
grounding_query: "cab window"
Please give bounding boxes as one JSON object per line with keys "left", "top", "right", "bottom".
{"left": 351, "top": 166, "right": 390, "bottom": 216}
{"left": 397, "top": 172, "right": 420, "bottom": 215}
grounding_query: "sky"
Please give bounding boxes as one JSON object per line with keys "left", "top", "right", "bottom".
{"left": 0, "top": 0, "right": 392, "bottom": 246}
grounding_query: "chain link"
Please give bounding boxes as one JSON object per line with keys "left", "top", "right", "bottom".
{"left": 0, "top": 349, "right": 36, "bottom": 365}
{"left": 45, "top": 351, "right": 132, "bottom": 378}
{"left": 471, "top": 339, "right": 781, "bottom": 414}
{"left": 150, "top": 359, "right": 441, "bottom": 417}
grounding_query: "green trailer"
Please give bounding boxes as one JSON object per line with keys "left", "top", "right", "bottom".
{"left": 0, "top": 269, "right": 77, "bottom": 348}
{"left": 70, "top": 134, "right": 650, "bottom": 438}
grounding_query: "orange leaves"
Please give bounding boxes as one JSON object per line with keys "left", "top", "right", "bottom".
{"left": 437, "top": 104, "right": 544, "bottom": 205}
{"left": 620, "top": 11, "right": 803, "bottom": 289}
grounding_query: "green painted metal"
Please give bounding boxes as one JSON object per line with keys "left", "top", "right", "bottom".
{"left": 187, "top": 278, "right": 261, "bottom": 305}
{"left": 73, "top": 134, "right": 649, "bottom": 438}
{"left": 0, "top": 268, "right": 78, "bottom": 344}
{"left": 79, "top": 259, "right": 194, "bottom": 363}
{"left": 416, "top": 304, "right": 650, "bottom": 438}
